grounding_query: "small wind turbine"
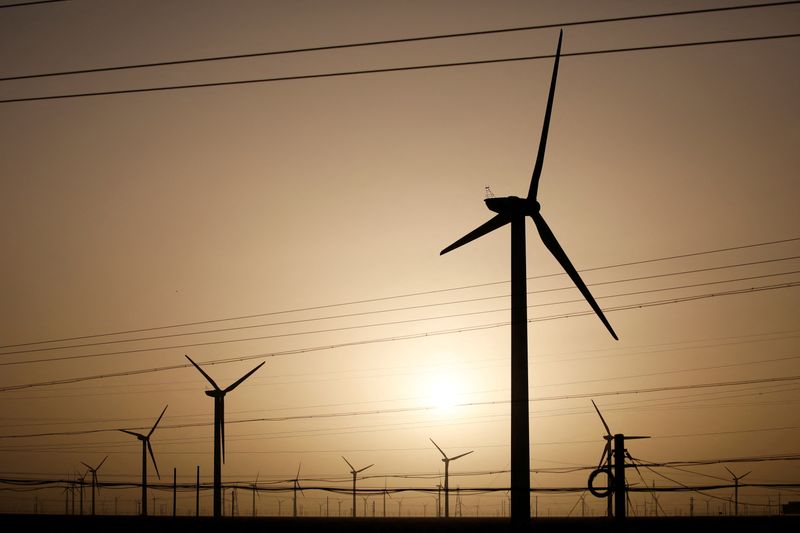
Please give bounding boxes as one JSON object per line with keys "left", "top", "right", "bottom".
{"left": 725, "top": 466, "right": 751, "bottom": 516}
{"left": 119, "top": 405, "right": 168, "bottom": 516}
{"left": 342, "top": 456, "right": 373, "bottom": 518}
{"left": 292, "top": 463, "right": 304, "bottom": 518}
{"left": 80, "top": 456, "right": 108, "bottom": 516}
{"left": 430, "top": 438, "right": 473, "bottom": 518}
{"left": 588, "top": 400, "right": 648, "bottom": 519}
{"left": 186, "top": 355, "right": 266, "bottom": 518}
{"left": 440, "top": 29, "right": 618, "bottom": 521}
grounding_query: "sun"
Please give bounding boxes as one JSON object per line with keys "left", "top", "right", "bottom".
{"left": 425, "top": 372, "right": 462, "bottom": 412}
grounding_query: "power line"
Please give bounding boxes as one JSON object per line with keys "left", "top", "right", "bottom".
{"left": 0, "top": 280, "right": 797, "bottom": 392}
{"left": 2, "top": 236, "right": 796, "bottom": 351}
{"left": 2, "top": 376, "right": 799, "bottom": 439}
{"left": 2, "top": 1, "right": 796, "bottom": 81}
{"left": 3, "top": 258, "right": 796, "bottom": 361}
{"left": 2, "top": 33, "right": 798, "bottom": 104}
{"left": 0, "top": 0, "right": 70, "bottom": 8}
{"left": 2, "top": 276, "right": 797, "bottom": 369}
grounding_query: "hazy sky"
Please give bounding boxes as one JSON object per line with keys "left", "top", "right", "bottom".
{"left": 1, "top": 0, "right": 798, "bottom": 517}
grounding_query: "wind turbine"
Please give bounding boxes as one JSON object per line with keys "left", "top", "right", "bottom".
{"left": 186, "top": 355, "right": 266, "bottom": 518}
{"left": 725, "top": 466, "right": 751, "bottom": 516}
{"left": 342, "top": 456, "right": 373, "bottom": 518}
{"left": 80, "top": 456, "right": 108, "bottom": 516}
{"left": 588, "top": 400, "right": 648, "bottom": 519}
{"left": 292, "top": 463, "right": 304, "bottom": 517}
{"left": 119, "top": 405, "right": 168, "bottom": 516}
{"left": 440, "top": 30, "right": 618, "bottom": 521}
{"left": 430, "top": 438, "right": 473, "bottom": 518}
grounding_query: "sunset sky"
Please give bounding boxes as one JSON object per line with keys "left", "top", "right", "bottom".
{"left": 1, "top": 0, "right": 798, "bottom": 518}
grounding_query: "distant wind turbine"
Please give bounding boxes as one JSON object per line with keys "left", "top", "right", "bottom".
{"left": 80, "top": 456, "right": 107, "bottom": 516}
{"left": 430, "top": 438, "right": 473, "bottom": 518}
{"left": 292, "top": 463, "right": 304, "bottom": 518}
{"left": 725, "top": 466, "right": 751, "bottom": 516}
{"left": 440, "top": 30, "right": 618, "bottom": 521}
{"left": 119, "top": 405, "right": 167, "bottom": 517}
{"left": 588, "top": 399, "right": 648, "bottom": 519}
{"left": 186, "top": 355, "right": 266, "bottom": 518}
{"left": 342, "top": 456, "right": 373, "bottom": 518}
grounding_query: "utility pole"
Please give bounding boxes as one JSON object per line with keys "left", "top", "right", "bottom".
{"left": 689, "top": 496, "right": 694, "bottom": 517}
{"left": 195, "top": 466, "right": 200, "bottom": 517}
{"left": 173, "top": 467, "right": 177, "bottom": 517}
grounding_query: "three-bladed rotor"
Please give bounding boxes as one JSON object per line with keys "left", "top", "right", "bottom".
{"left": 119, "top": 405, "right": 168, "bottom": 479}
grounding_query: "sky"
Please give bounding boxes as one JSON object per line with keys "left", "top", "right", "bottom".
{"left": 1, "top": 0, "right": 799, "bottom": 518}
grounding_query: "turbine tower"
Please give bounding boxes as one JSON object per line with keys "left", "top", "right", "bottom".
{"left": 119, "top": 405, "right": 168, "bottom": 516}
{"left": 440, "top": 30, "right": 617, "bottom": 522}
{"left": 80, "top": 456, "right": 107, "bottom": 516}
{"left": 342, "top": 456, "right": 373, "bottom": 518}
{"left": 186, "top": 355, "right": 266, "bottom": 518}
{"left": 430, "top": 438, "right": 473, "bottom": 518}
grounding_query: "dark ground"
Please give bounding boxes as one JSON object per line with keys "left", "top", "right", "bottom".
{"left": 1, "top": 515, "right": 798, "bottom": 532}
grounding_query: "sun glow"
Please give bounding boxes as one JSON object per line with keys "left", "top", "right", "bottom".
{"left": 425, "top": 371, "right": 463, "bottom": 412}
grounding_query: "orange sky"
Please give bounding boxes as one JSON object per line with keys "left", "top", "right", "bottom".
{"left": 1, "top": 0, "right": 798, "bottom": 518}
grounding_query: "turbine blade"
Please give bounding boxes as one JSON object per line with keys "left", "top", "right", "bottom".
{"left": 119, "top": 429, "right": 144, "bottom": 438}
{"left": 591, "top": 399, "right": 612, "bottom": 436}
{"left": 80, "top": 462, "right": 91, "bottom": 470}
{"left": 440, "top": 214, "right": 510, "bottom": 255}
{"left": 597, "top": 442, "right": 610, "bottom": 469}
{"left": 625, "top": 436, "right": 650, "bottom": 440}
{"left": 430, "top": 438, "right": 447, "bottom": 459}
{"left": 532, "top": 212, "right": 618, "bottom": 340}
{"left": 185, "top": 355, "right": 221, "bottom": 391}
{"left": 224, "top": 361, "right": 266, "bottom": 393}
{"left": 97, "top": 456, "right": 108, "bottom": 470}
{"left": 147, "top": 440, "right": 161, "bottom": 480}
{"left": 527, "top": 30, "right": 563, "bottom": 202}
{"left": 724, "top": 466, "right": 735, "bottom": 478}
{"left": 148, "top": 405, "right": 168, "bottom": 437}
{"left": 220, "top": 396, "right": 226, "bottom": 464}
{"left": 451, "top": 450, "right": 473, "bottom": 461}
{"left": 341, "top": 456, "right": 355, "bottom": 472}
{"left": 296, "top": 463, "right": 302, "bottom": 480}
{"left": 356, "top": 464, "right": 374, "bottom": 474}
{"left": 741, "top": 471, "right": 752, "bottom": 480}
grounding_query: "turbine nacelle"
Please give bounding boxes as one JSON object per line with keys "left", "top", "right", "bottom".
{"left": 484, "top": 196, "right": 539, "bottom": 216}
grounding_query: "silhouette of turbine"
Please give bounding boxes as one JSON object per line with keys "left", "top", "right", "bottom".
{"left": 80, "top": 456, "right": 107, "bottom": 516}
{"left": 725, "top": 466, "right": 751, "bottom": 516}
{"left": 292, "top": 463, "right": 304, "bottom": 518}
{"left": 342, "top": 456, "right": 373, "bottom": 518}
{"left": 589, "top": 399, "right": 648, "bottom": 519}
{"left": 119, "top": 405, "right": 167, "bottom": 517}
{"left": 440, "top": 30, "right": 617, "bottom": 521}
{"left": 430, "top": 438, "right": 473, "bottom": 518}
{"left": 186, "top": 355, "right": 266, "bottom": 518}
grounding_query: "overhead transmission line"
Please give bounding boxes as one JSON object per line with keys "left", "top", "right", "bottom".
{"left": 1, "top": 1, "right": 796, "bottom": 82}
{"left": 2, "top": 32, "right": 798, "bottom": 104}
{"left": 2, "top": 236, "right": 797, "bottom": 351}
{"left": 2, "top": 256, "right": 797, "bottom": 361}
{"left": 0, "top": 280, "right": 797, "bottom": 392}
{"left": 0, "top": 0, "right": 70, "bottom": 8}
{"left": 1, "top": 275, "right": 798, "bottom": 368}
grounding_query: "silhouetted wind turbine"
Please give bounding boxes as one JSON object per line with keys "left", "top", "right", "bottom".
{"left": 119, "top": 405, "right": 167, "bottom": 516}
{"left": 430, "top": 438, "right": 473, "bottom": 518}
{"left": 80, "top": 456, "right": 107, "bottom": 516}
{"left": 440, "top": 30, "right": 617, "bottom": 521}
{"left": 292, "top": 463, "right": 304, "bottom": 517}
{"left": 725, "top": 466, "right": 751, "bottom": 516}
{"left": 589, "top": 400, "right": 648, "bottom": 519}
{"left": 342, "top": 456, "right": 373, "bottom": 518}
{"left": 186, "top": 355, "right": 266, "bottom": 518}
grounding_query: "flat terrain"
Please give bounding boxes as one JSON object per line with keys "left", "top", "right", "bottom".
{"left": 1, "top": 515, "right": 798, "bottom": 532}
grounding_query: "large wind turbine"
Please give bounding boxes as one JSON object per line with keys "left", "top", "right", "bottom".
{"left": 440, "top": 30, "right": 618, "bottom": 521}
{"left": 119, "top": 405, "right": 168, "bottom": 516}
{"left": 292, "top": 463, "right": 304, "bottom": 517}
{"left": 342, "top": 456, "right": 373, "bottom": 518}
{"left": 186, "top": 355, "right": 266, "bottom": 518}
{"left": 80, "top": 456, "right": 107, "bottom": 516}
{"left": 430, "top": 438, "right": 473, "bottom": 518}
